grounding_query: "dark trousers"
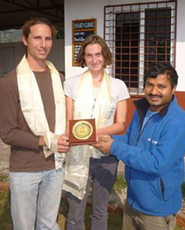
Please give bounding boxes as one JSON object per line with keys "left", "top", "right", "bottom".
{"left": 66, "top": 155, "right": 118, "bottom": 230}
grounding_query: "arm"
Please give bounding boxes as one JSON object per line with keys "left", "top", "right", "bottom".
{"left": 38, "top": 94, "right": 69, "bottom": 152}
{"left": 97, "top": 99, "right": 127, "bottom": 135}
{"left": 92, "top": 100, "right": 128, "bottom": 150}
{"left": 111, "top": 124, "right": 185, "bottom": 176}
{"left": 0, "top": 75, "right": 40, "bottom": 150}
{"left": 94, "top": 108, "right": 134, "bottom": 150}
{"left": 95, "top": 113, "right": 185, "bottom": 176}
{"left": 65, "top": 95, "right": 74, "bottom": 135}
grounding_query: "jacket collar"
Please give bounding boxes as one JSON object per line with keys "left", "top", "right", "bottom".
{"left": 134, "top": 95, "right": 176, "bottom": 123}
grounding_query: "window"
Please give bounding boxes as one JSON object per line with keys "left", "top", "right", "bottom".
{"left": 104, "top": 1, "right": 176, "bottom": 95}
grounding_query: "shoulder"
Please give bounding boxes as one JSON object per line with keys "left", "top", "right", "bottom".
{"left": 0, "top": 69, "right": 19, "bottom": 100}
{"left": 173, "top": 104, "right": 185, "bottom": 122}
{"left": 111, "top": 77, "right": 128, "bottom": 89}
{"left": 1, "top": 69, "right": 16, "bottom": 80}
{"left": 171, "top": 97, "right": 185, "bottom": 115}
{"left": 0, "top": 69, "right": 17, "bottom": 89}
{"left": 165, "top": 98, "right": 185, "bottom": 126}
{"left": 64, "top": 75, "right": 81, "bottom": 88}
{"left": 110, "top": 77, "right": 130, "bottom": 100}
{"left": 64, "top": 75, "right": 81, "bottom": 98}
{"left": 65, "top": 75, "right": 81, "bottom": 83}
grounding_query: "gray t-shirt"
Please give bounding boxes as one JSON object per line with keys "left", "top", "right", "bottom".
{"left": 64, "top": 74, "right": 130, "bottom": 126}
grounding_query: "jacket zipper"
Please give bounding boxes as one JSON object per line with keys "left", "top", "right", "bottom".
{"left": 135, "top": 115, "right": 155, "bottom": 145}
{"left": 130, "top": 115, "right": 156, "bottom": 207}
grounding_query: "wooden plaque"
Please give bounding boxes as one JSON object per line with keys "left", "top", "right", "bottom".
{"left": 69, "top": 119, "right": 96, "bottom": 146}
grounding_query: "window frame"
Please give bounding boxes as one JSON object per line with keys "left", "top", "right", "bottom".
{"left": 104, "top": 0, "right": 177, "bottom": 95}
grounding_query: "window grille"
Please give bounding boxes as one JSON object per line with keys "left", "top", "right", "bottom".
{"left": 104, "top": 1, "right": 176, "bottom": 95}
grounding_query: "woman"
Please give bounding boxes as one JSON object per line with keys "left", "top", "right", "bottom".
{"left": 63, "top": 34, "right": 130, "bottom": 230}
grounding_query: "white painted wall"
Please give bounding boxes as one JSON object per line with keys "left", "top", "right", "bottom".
{"left": 0, "top": 39, "right": 64, "bottom": 77}
{"left": 175, "top": 0, "right": 185, "bottom": 91}
{"left": 64, "top": 0, "right": 185, "bottom": 92}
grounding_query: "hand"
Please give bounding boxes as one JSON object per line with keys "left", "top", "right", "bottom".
{"left": 92, "top": 134, "right": 113, "bottom": 154}
{"left": 57, "top": 134, "right": 69, "bottom": 153}
{"left": 38, "top": 136, "right": 45, "bottom": 146}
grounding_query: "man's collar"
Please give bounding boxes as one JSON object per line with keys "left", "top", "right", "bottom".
{"left": 134, "top": 95, "right": 175, "bottom": 117}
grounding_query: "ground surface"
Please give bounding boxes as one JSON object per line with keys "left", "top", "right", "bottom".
{"left": 0, "top": 139, "right": 184, "bottom": 229}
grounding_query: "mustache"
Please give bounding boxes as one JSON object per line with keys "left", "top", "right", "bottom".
{"left": 148, "top": 94, "right": 162, "bottom": 98}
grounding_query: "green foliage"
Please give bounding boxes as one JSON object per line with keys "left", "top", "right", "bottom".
{"left": 0, "top": 190, "right": 8, "bottom": 211}
{"left": 181, "top": 182, "right": 185, "bottom": 200}
{"left": 174, "top": 226, "right": 183, "bottom": 230}
{"left": 113, "top": 176, "right": 127, "bottom": 194}
{"left": 56, "top": 27, "right": 65, "bottom": 39}
{"left": 0, "top": 190, "right": 12, "bottom": 230}
{"left": 0, "top": 172, "right": 9, "bottom": 182}
{"left": 108, "top": 208, "right": 122, "bottom": 230}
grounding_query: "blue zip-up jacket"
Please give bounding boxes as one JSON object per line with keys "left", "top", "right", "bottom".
{"left": 111, "top": 96, "right": 185, "bottom": 216}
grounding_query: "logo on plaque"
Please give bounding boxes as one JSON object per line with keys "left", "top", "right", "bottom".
{"left": 69, "top": 119, "right": 96, "bottom": 145}
{"left": 72, "top": 121, "right": 93, "bottom": 140}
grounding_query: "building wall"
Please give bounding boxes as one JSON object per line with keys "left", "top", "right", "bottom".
{"left": 176, "top": 0, "right": 185, "bottom": 92}
{"left": 0, "top": 39, "right": 64, "bottom": 77}
{"left": 0, "top": 42, "right": 25, "bottom": 77}
{"left": 64, "top": 0, "right": 185, "bottom": 93}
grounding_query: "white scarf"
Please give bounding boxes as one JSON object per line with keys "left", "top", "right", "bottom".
{"left": 16, "top": 55, "right": 66, "bottom": 158}
{"left": 63, "top": 69, "right": 114, "bottom": 199}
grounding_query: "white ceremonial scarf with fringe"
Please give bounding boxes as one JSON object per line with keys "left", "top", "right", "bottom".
{"left": 16, "top": 55, "right": 66, "bottom": 158}
{"left": 63, "top": 69, "right": 114, "bottom": 199}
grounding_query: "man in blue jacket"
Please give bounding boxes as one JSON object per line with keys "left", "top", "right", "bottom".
{"left": 94, "top": 63, "right": 185, "bottom": 230}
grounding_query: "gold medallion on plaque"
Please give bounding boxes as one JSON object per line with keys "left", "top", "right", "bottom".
{"left": 72, "top": 120, "right": 93, "bottom": 140}
{"left": 69, "top": 119, "right": 96, "bottom": 145}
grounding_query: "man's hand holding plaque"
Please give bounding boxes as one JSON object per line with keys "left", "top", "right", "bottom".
{"left": 69, "top": 119, "right": 96, "bottom": 145}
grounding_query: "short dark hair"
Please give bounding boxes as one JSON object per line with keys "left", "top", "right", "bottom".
{"left": 144, "top": 63, "right": 178, "bottom": 88}
{"left": 22, "top": 17, "right": 57, "bottom": 39}
{"left": 76, "top": 34, "right": 112, "bottom": 68}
